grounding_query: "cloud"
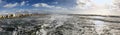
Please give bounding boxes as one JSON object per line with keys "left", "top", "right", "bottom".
{"left": 52, "top": 2, "right": 58, "bottom": 4}
{"left": 68, "top": 0, "right": 115, "bottom": 15}
{"left": 3, "top": 1, "right": 26, "bottom": 8}
{"left": 32, "top": 3, "right": 52, "bottom": 8}
{"left": 3, "top": 3, "right": 18, "bottom": 8}
{"left": 20, "top": 1, "right": 26, "bottom": 6}
{"left": 75, "top": 0, "right": 91, "bottom": 9}
{"left": 32, "top": 3, "right": 66, "bottom": 9}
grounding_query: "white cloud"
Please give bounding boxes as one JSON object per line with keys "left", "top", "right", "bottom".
{"left": 75, "top": 0, "right": 113, "bottom": 9}
{"left": 32, "top": 3, "right": 52, "bottom": 7}
{"left": 53, "top": 2, "right": 58, "bottom": 4}
{"left": 3, "top": 3, "right": 18, "bottom": 8}
{"left": 75, "top": 0, "right": 91, "bottom": 9}
{"left": 32, "top": 3, "right": 66, "bottom": 9}
{"left": 3, "top": 1, "right": 26, "bottom": 8}
{"left": 21, "top": 1, "right": 25, "bottom": 6}
{"left": 70, "top": 0, "right": 115, "bottom": 15}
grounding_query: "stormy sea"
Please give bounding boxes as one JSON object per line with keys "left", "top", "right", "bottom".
{"left": 0, "top": 14, "right": 119, "bottom": 35}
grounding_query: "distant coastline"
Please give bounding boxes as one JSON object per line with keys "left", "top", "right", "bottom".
{"left": 0, "top": 13, "right": 120, "bottom": 19}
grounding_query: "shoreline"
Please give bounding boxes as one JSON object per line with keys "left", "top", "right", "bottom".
{"left": 0, "top": 14, "right": 120, "bottom": 19}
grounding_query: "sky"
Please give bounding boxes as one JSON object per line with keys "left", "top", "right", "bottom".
{"left": 0, "top": 0, "right": 117, "bottom": 15}
{"left": 0, "top": 0, "right": 77, "bottom": 14}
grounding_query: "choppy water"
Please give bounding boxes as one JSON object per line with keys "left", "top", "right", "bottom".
{"left": 0, "top": 14, "right": 120, "bottom": 35}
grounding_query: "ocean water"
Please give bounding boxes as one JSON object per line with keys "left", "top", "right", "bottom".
{"left": 0, "top": 14, "right": 120, "bottom": 35}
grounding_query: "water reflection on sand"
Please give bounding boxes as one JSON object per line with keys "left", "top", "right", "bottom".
{"left": 91, "top": 16, "right": 120, "bottom": 35}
